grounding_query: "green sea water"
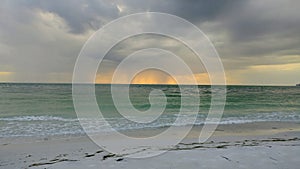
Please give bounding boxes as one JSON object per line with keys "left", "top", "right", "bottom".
{"left": 0, "top": 83, "right": 299, "bottom": 137}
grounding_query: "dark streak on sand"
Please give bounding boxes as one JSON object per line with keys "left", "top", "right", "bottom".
{"left": 27, "top": 151, "right": 102, "bottom": 168}
{"left": 269, "top": 157, "right": 278, "bottom": 162}
{"left": 220, "top": 155, "right": 231, "bottom": 162}
{"left": 102, "top": 153, "right": 116, "bottom": 160}
{"left": 84, "top": 150, "right": 103, "bottom": 158}
{"left": 165, "top": 137, "right": 300, "bottom": 151}
{"left": 102, "top": 153, "right": 126, "bottom": 161}
{"left": 26, "top": 150, "right": 118, "bottom": 168}
{"left": 28, "top": 158, "right": 78, "bottom": 168}
{"left": 25, "top": 137, "right": 299, "bottom": 168}
{"left": 116, "top": 158, "right": 124, "bottom": 162}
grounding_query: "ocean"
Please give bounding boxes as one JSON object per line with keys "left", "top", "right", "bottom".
{"left": 0, "top": 83, "right": 299, "bottom": 137}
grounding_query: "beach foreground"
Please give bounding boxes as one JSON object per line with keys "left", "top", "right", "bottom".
{"left": 1, "top": 121, "right": 300, "bottom": 169}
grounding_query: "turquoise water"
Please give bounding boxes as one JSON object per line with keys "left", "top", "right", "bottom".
{"left": 0, "top": 83, "right": 299, "bottom": 137}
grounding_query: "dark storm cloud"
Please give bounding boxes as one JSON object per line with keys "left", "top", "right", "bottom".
{"left": 118, "top": 0, "right": 243, "bottom": 22}
{"left": 103, "top": 0, "right": 299, "bottom": 68}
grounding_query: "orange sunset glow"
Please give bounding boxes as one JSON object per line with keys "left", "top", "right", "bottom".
{"left": 95, "top": 69, "right": 212, "bottom": 85}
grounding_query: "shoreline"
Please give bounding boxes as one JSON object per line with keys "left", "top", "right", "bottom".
{"left": 1, "top": 121, "right": 299, "bottom": 143}
{"left": 1, "top": 121, "right": 300, "bottom": 168}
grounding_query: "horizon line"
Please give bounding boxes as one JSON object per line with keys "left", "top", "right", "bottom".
{"left": 0, "top": 81, "right": 297, "bottom": 87}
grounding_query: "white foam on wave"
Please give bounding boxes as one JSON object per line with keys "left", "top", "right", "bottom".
{"left": 0, "top": 116, "right": 78, "bottom": 122}
{"left": 0, "top": 111, "right": 299, "bottom": 137}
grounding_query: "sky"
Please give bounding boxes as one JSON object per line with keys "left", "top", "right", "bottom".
{"left": 0, "top": 0, "right": 299, "bottom": 85}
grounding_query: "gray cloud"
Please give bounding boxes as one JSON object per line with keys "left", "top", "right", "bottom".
{"left": 220, "top": 0, "right": 300, "bottom": 60}
{"left": 114, "top": 0, "right": 300, "bottom": 68}
{"left": 100, "top": 34, "right": 206, "bottom": 75}
{"left": 118, "top": 0, "right": 242, "bottom": 21}
{"left": 22, "top": 0, "right": 120, "bottom": 34}
{"left": 0, "top": 0, "right": 299, "bottom": 84}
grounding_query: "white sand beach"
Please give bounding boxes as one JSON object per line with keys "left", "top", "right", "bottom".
{"left": 1, "top": 121, "right": 300, "bottom": 169}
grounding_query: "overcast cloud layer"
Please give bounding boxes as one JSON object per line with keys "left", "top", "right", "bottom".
{"left": 0, "top": 0, "right": 299, "bottom": 85}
